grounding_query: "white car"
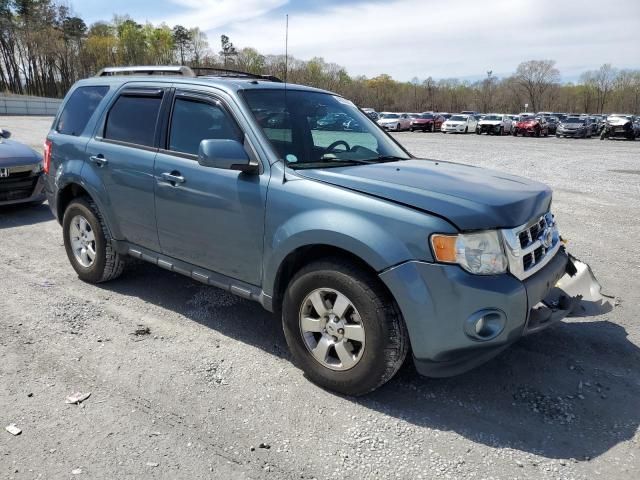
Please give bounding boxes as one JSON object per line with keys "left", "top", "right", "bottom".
{"left": 476, "top": 114, "right": 513, "bottom": 135}
{"left": 441, "top": 114, "right": 478, "bottom": 134}
{"left": 377, "top": 112, "right": 411, "bottom": 131}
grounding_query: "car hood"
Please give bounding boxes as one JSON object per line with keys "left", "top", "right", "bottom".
{"left": 378, "top": 118, "right": 400, "bottom": 124}
{"left": 0, "top": 139, "right": 41, "bottom": 166}
{"left": 296, "top": 159, "right": 552, "bottom": 230}
{"left": 479, "top": 120, "right": 501, "bottom": 125}
{"left": 607, "top": 117, "right": 630, "bottom": 126}
{"left": 412, "top": 118, "right": 433, "bottom": 123}
{"left": 444, "top": 121, "right": 465, "bottom": 126}
{"left": 560, "top": 123, "right": 583, "bottom": 129}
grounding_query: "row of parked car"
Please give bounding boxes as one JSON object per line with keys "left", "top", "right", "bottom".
{"left": 364, "top": 109, "right": 640, "bottom": 140}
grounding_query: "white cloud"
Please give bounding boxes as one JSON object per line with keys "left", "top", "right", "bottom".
{"left": 154, "top": 0, "right": 288, "bottom": 31}
{"left": 201, "top": 0, "right": 640, "bottom": 81}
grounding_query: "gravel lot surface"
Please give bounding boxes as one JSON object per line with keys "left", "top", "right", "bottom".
{"left": 1, "top": 116, "right": 639, "bottom": 479}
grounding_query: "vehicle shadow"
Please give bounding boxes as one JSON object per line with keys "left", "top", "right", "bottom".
{"left": 0, "top": 202, "right": 53, "bottom": 229}
{"left": 100, "top": 261, "right": 639, "bottom": 462}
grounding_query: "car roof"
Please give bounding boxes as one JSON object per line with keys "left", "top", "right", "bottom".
{"left": 73, "top": 75, "right": 334, "bottom": 97}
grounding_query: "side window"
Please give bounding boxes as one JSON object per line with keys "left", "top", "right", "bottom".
{"left": 104, "top": 92, "right": 163, "bottom": 147}
{"left": 168, "top": 97, "right": 243, "bottom": 156}
{"left": 56, "top": 86, "right": 109, "bottom": 136}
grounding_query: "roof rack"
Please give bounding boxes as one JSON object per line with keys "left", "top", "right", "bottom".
{"left": 95, "top": 65, "right": 283, "bottom": 83}
{"left": 96, "top": 66, "right": 196, "bottom": 77}
{"left": 192, "top": 66, "right": 282, "bottom": 83}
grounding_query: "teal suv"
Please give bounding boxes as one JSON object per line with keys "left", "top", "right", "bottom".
{"left": 44, "top": 66, "right": 607, "bottom": 395}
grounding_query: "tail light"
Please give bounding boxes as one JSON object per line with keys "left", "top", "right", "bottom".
{"left": 43, "top": 139, "right": 52, "bottom": 174}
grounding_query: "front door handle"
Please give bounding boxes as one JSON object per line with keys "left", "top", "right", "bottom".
{"left": 161, "top": 172, "right": 185, "bottom": 185}
{"left": 89, "top": 155, "right": 108, "bottom": 167}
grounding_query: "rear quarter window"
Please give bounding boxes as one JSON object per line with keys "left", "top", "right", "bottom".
{"left": 56, "top": 86, "right": 109, "bottom": 136}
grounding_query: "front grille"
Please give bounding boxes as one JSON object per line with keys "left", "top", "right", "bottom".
{"left": 0, "top": 174, "right": 38, "bottom": 201}
{"left": 502, "top": 212, "right": 560, "bottom": 280}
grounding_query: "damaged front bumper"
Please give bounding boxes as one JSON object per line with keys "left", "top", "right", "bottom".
{"left": 380, "top": 249, "right": 612, "bottom": 378}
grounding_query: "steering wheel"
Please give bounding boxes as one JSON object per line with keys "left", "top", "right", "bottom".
{"left": 325, "top": 140, "right": 351, "bottom": 153}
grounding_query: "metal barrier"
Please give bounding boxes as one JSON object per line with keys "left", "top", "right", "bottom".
{"left": 0, "top": 94, "right": 61, "bottom": 115}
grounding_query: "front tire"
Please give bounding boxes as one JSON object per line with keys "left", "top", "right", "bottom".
{"left": 282, "top": 259, "right": 409, "bottom": 396}
{"left": 62, "top": 197, "right": 125, "bottom": 283}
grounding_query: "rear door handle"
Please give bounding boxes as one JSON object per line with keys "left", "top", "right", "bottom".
{"left": 89, "top": 155, "right": 108, "bottom": 167}
{"left": 161, "top": 172, "right": 185, "bottom": 185}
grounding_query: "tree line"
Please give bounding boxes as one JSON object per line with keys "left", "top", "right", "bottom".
{"left": 2, "top": 0, "right": 639, "bottom": 114}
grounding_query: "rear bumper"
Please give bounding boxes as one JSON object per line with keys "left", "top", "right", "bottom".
{"left": 380, "top": 249, "right": 608, "bottom": 377}
{"left": 0, "top": 173, "right": 46, "bottom": 206}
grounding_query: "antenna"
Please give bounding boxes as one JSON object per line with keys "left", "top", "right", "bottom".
{"left": 284, "top": 14, "right": 289, "bottom": 83}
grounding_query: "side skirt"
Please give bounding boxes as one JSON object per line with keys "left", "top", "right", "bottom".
{"left": 112, "top": 240, "right": 274, "bottom": 312}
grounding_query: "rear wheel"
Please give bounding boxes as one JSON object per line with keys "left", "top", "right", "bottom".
{"left": 63, "top": 197, "right": 125, "bottom": 283}
{"left": 282, "top": 259, "right": 409, "bottom": 396}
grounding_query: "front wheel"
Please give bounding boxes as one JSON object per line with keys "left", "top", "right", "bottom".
{"left": 63, "top": 197, "right": 125, "bottom": 283}
{"left": 282, "top": 259, "right": 409, "bottom": 396}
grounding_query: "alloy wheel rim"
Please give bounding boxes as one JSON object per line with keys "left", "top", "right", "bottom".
{"left": 69, "top": 214, "right": 96, "bottom": 268}
{"left": 299, "top": 288, "right": 366, "bottom": 371}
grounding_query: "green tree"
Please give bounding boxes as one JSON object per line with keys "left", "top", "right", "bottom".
{"left": 172, "top": 25, "right": 191, "bottom": 65}
{"left": 220, "top": 34, "right": 237, "bottom": 67}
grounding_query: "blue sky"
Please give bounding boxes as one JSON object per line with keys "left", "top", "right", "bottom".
{"left": 73, "top": 0, "right": 640, "bottom": 82}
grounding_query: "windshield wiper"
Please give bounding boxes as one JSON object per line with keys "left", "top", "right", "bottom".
{"left": 363, "top": 155, "right": 409, "bottom": 163}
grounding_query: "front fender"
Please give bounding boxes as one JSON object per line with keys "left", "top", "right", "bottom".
{"left": 261, "top": 170, "right": 458, "bottom": 297}
{"left": 263, "top": 208, "right": 411, "bottom": 296}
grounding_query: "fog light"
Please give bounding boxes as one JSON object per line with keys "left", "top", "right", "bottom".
{"left": 464, "top": 309, "right": 506, "bottom": 341}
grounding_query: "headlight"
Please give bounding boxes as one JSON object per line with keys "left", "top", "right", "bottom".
{"left": 431, "top": 231, "right": 508, "bottom": 275}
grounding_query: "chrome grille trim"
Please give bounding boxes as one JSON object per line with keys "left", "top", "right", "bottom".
{"left": 501, "top": 212, "right": 560, "bottom": 281}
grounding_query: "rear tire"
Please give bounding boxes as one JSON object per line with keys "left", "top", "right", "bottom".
{"left": 282, "top": 258, "right": 409, "bottom": 396}
{"left": 62, "top": 197, "right": 125, "bottom": 283}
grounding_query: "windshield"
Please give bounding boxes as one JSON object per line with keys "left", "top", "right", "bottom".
{"left": 380, "top": 113, "right": 399, "bottom": 119}
{"left": 449, "top": 115, "right": 466, "bottom": 121}
{"left": 242, "top": 89, "right": 410, "bottom": 168}
{"left": 418, "top": 114, "right": 434, "bottom": 119}
{"left": 564, "top": 117, "right": 585, "bottom": 124}
{"left": 483, "top": 115, "right": 502, "bottom": 121}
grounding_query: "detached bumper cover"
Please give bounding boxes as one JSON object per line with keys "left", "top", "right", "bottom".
{"left": 380, "top": 249, "right": 611, "bottom": 377}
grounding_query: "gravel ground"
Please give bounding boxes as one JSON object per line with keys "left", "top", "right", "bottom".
{"left": 1, "top": 116, "right": 639, "bottom": 479}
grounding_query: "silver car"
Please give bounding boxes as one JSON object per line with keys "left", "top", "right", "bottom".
{"left": 0, "top": 128, "right": 45, "bottom": 206}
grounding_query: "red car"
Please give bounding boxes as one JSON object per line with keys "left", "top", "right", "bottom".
{"left": 410, "top": 113, "right": 445, "bottom": 132}
{"left": 512, "top": 116, "right": 549, "bottom": 137}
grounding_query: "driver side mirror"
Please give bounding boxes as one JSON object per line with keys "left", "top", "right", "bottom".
{"left": 198, "top": 138, "right": 258, "bottom": 174}
{"left": 0, "top": 128, "right": 11, "bottom": 139}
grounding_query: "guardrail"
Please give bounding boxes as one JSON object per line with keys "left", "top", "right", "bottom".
{"left": 0, "top": 94, "right": 61, "bottom": 115}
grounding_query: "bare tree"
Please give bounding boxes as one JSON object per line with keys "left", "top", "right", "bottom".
{"left": 592, "top": 64, "right": 616, "bottom": 114}
{"left": 514, "top": 60, "right": 560, "bottom": 112}
{"left": 189, "top": 27, "right": 208, "bottom": 68}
